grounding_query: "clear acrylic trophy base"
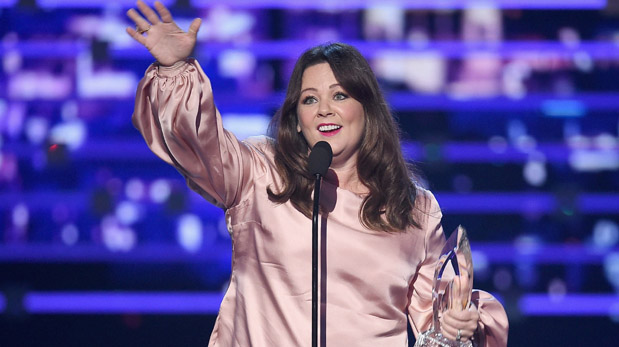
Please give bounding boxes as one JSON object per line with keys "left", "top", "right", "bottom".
{"left": 415, "top": 328, "right": 473, "bottom": 347}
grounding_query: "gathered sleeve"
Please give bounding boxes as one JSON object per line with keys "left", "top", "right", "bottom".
{"left": 132, "top": 59, "right": 257, "bottom": 209}
{"left": 407, "top": 191, "right": 509, "bottom": 347}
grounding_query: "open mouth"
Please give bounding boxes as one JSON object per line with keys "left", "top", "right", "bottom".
{"left": 318, "top": 124, "right": 342, "bottom": 136}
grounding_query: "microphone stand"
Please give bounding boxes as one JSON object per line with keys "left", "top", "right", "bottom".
{"left": 312, "top": 173, "right": 322, "bottom": 347}
{"left": 307, "top": 140, "right": 331, "bottom": 347}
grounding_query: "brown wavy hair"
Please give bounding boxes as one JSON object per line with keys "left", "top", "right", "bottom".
{"left": 267, "top": 42, "right": 419, "bottom": 232}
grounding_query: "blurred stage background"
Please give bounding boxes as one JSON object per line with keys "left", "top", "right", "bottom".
{"left": 1, "top": 0, "right": 619, "bottom": 346}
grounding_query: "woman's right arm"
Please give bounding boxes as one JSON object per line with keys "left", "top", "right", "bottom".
{"left": 127, "top": 1, "right": 255, "bottom": 209}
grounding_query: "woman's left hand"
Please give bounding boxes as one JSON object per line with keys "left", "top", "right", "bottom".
{"left": 440, "top": 275, "right": 480, "bottom": 342}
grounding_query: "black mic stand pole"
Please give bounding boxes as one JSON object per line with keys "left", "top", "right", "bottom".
{"left": 312, "top": 172, "right": 321, "bottom": 347}
{"left": 308, "top": 141, "right": 331, "bottom": 347}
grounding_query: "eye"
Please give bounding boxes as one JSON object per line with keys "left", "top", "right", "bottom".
{"left": 334, "top": 92, "right": 348, "bottom": 101}
{"left": 301, "top": 95, "right": 317, "bottom": 105}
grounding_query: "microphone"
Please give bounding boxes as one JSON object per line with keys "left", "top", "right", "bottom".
{"left": 308, "top": 141, "right": 332, "bottom": 347}
{"left": 308, "top": 141, "right": 333, "bottom": 177}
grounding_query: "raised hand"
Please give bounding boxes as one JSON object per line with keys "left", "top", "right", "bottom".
{"left": 126, "top": 0, "right": 202, "bottom": 66}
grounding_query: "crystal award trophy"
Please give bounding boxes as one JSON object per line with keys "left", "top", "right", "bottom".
{"left": 414, "top": 226, "right": 474, "bottom": 347}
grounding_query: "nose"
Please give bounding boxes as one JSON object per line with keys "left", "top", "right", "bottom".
{"left": 317, "top": 100, "right": 333, "bottom": 117}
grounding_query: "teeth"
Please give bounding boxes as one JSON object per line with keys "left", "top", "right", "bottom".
{"left": 318, "top": 125, "right": 342, "bottom": 132}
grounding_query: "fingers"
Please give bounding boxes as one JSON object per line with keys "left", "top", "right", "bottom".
{"left": 126, "top": 26, "right": 147, "bottom": 45}
{"left": 137, "top": 0, "right": 161, "bottom": 24}
{"left": 188, "top": 18, "right": 202, "bottom": 36}
{"left": 127, "top": 8, "right": 151, "bottom": 32}
{"left": 441, "top": 309, "right": 478, "bottom": 341}
{"left": 443, "top": 307, "right": 479, "bottom": 325}
{"left": 155, "top": 1, "right": 174, "bottom": 23}
{"left": 440, "top": 321, "right": 474, "bottom": 341}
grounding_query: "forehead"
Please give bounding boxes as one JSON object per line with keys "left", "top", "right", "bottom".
{"left": 300, "top": 62, "right": 338, "bottom": 88}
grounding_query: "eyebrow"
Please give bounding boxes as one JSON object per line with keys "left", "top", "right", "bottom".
{"left": 300, "top": 83, "right": 341, "bottom": 95}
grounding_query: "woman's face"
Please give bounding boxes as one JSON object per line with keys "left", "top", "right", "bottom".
{"left": 296, "top": 62, "right": 365, "bottom": 167}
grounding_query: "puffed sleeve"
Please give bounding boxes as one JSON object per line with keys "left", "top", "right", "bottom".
{"left": 407, "top": 190, "right": 445, "bottom": 337}
{"left": 407, "top": 191, "right": 509, "bottom": 347}
{"left": 132, "top": 59, "right": 255, "bottom": 209}
{"left": 470, "top": 290, "right": 509, "bottom": 347}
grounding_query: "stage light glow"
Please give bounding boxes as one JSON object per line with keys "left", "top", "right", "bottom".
{"left": 176, "top": 214, "right": 203, "bottom": 253}
{"left": 558, "top": 27, "right": 580, "bottom": 48}
{"left": 0, "top": 100, "right": 6, "bottom": 127}
{"left": 10, "top": 72, "right": 72, "bottom": 100}
{"left": 149, "top": 179, "right": 171, "bottom": 203}
{"left": 77, "top": 61, "right": 137, "bottom": 99}
{"left": 115, "top": 201, "right": 141, "bottom": 226}
{"left": 3, "top": 49, "right": 21, "bottom": 74}
{"left": 471, "top": 250, "right": 489, "bottom": 275}
{"left": 364, "top": 6, "right": 404, "bottom": 41}
{"left": 502, "top": 60, "right": 530, "bottom": 99}
{"left": 125, "top": 178, "right": 145, "bottom": 201}
{"left": 515, "top": 135, "right": 537, "bottom": 153}
{"left": 204, "top": 7, "right": 255, "bottom": 41}
{"left": 514, "top": 234, "right": 542, "bottom": 255}
{"left": 523, "top": 158, "right": 547, "bottom": 187}
{"left": 547, "top": 278, "right": 567, "bottom": 302}
{"left": 61, "top": 224, "right": 79, "bottom": 246}
{"left": 6, "top": 102, "right": 25, "bottom": 138}
{"left": 569, "top": 149, "right": 619, "bottom": 172}
{"left": 573, "top": 51, "right": 593, "bottom": 72}
{"left": 221, "top": 114, "right": 270, "bottom": 139}
{"left": 566, "top": 134, "right": 590, "bottom": 149}
{"left": 403, "top": 53, "right": 446, "bottom": 94}
{"left": 12, "top": 203, "right": 29, "bottom": 229}
{"left": 219, "top": 50, "right": 256, "bottom": 78}
{"left": 101, "top": 216, "right": 136, "bottom": 252}
{"left": 592, "top": 220, "right": 619, "bottom": 249}
{"left": 25, "top": 117, "right": 49, "bottom": 145}
{"left": 593, "top": 133, "right": 617, "bottom": 150}
{"left": 542, "top": 100, "right": 586, "bottom": 117}
{"left": 603, "top": 252, "right": 619, "bottom": 290}
{"left": 49, "top": 120, "right": 87, "bottom": 150}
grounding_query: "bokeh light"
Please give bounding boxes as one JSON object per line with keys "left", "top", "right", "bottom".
{"left": 176, "top": 214, "right": 204, "bottom": 253}
{"left": 125, "top": 178, "right": 146, "bottom": 201}
{"left": 101, "top": 216, "right": 136, "bottom": 252}
{"left": 61, "top": 224, "right": 79, "bottom": 246}
{"left": 149, "top": 179, "right": 171, "bottom": 203}
{"left": 592, "top": 220, "right": 619, "bottom": 250}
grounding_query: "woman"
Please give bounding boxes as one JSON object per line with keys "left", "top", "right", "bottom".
{"left": 127, "top": 1, "right": 508, "bottom": 346}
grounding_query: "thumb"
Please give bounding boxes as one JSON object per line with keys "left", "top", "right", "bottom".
{"left": 188, "top": 18, "right": 202, "bottom": 37}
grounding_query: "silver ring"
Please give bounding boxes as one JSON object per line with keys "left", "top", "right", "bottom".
{"left": 456, "top": 329, "right": 462, "bottom": 341}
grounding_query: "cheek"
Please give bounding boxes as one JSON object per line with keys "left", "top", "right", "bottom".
{"left": 296, "top": 109, "right": 312, "bottom": 131}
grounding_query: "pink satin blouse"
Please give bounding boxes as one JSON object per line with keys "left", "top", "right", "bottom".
{"left": 132, "top": 59, "right": 509, "bottom": 347}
